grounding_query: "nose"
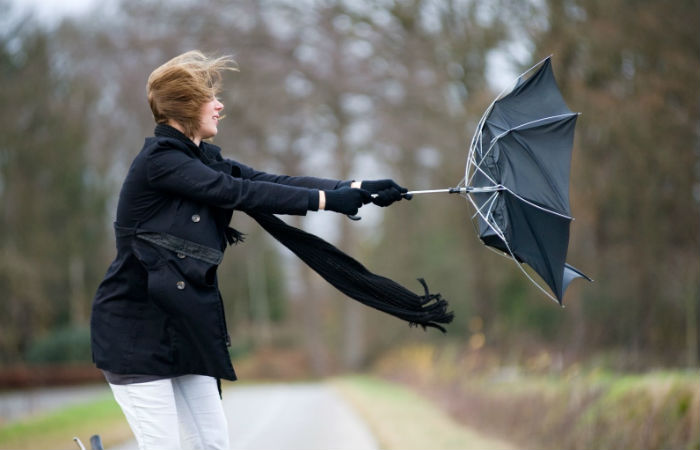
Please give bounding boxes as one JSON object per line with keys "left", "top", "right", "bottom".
{"left": 215, "top": 99, "right": 224, "bottom": 111}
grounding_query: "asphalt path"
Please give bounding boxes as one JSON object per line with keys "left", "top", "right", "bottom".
{"left": 0, "top": 384, "right": 109, "bottom": 424}
{"left": 112, "top": 382, "right": 378, "bottom": 450}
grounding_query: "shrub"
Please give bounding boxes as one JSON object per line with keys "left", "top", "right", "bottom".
{"left": 25, "top": 326, "right": 92, "bottom": 364}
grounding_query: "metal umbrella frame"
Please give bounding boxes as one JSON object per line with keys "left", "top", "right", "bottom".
{"left": 405, "top": 56, "right": 589, "bottom": 303}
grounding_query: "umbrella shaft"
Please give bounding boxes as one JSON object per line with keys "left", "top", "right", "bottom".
{"left": 406, "top": 188, "right": 465, "bottom": 195}
{"left": 366, "top": 186, "right": 503, "bottom": 198}
{"left": 404, "top": 186, "right": 502, "bottom": 196}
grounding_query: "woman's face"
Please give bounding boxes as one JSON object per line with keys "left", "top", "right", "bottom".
{"left": 196, "top": 97, "right": 224, "bottom": 142}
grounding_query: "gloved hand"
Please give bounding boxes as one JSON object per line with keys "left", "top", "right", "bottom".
{"left": 372, "top": 188, "right": 404, "bottom": 207}
{"left": 360, "top": 179, "right": 408, "bottom": 195}
{"left": 360, "top": 179, "right": 411, "bottom": 207}
{"left": 324, "top": 188, "right": 372, "bottom": 215}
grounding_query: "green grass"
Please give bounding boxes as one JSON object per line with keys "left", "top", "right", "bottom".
{"left": 331, "top": 374, "right": 515, "bottom": 450}
{"left": 0, "top": 394, "right": 131, "bottom": 450}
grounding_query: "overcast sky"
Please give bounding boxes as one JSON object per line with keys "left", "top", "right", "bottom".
{"left": 10, "top": 0, "right": 103, "bottom": 27}
{"left": 9, "top": 0, "right": 521, "bottom": 92}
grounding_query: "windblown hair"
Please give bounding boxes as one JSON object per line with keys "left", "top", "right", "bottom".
{"left": 147, "top": 50, "right": 237, "bottom": 139}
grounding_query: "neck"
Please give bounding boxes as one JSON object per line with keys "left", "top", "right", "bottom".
{"left": 166, "top": 120, "right": 201, "bottom": 146}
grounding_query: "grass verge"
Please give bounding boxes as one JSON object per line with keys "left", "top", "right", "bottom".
{"left": 0, "top": 394, "right": 131, "bottom": 450}
{"left": 331, "top": 374, "right": 515, "bottom": 450}
{"left": 374, "top": 344, "right": 700, "bottom": 450}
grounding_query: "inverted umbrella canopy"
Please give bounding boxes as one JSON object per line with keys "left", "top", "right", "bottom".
{"left": 361, "top": 56, "right": 589, "bottom": 304}
{"left": 465, "top": 56, "right": 590, "bottom": 303}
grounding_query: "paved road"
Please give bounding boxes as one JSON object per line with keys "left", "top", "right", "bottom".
{"left": 0, "top": 384, "right": 110, "bottom": 424}
{"left": 113, "top": 383, "right": 378, "bottom": 450}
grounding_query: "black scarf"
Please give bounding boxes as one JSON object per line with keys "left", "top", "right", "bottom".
{"left": 156, "top": 124, "right": 454, "bottom": 332}
{"left": 247, "top": 211, "right": 453, "bottom": 332}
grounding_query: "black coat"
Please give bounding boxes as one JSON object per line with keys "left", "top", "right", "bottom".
{"left": 91, "top": 124, "right": 343, "bottom": 381}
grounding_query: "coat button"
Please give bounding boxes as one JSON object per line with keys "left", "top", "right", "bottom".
{"left": 177, "top": 252, "right": 186, "bottom": 259}
{"left": 191, "top": 214, "right": 201, "bottom": 223}
{"left": 176, "top": 281, "right": 186, "bottom": 290}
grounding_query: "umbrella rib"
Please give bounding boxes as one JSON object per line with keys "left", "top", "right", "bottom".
{"left": 511, "top": 257, "right": 561, "bottom": 304}
{"left": 466, "top": 55, "right": 561, "bottom": 190}
{"left": 470, "top": 191, "right": 499, "bottom": 221}
{"left": 476, "top": 113, "right": 576, "bottom": 183}
{"left": 469, "top": 116, "right": 577, "bottom": 220}
{"left": 490, "top": 113, "right": 578, "bottom": 144}
{"left": 466, "top": 189, "right": 560, "bottom": 303}
{"left": 466, "top": 194, "right": 507, "bottom": 244}
{"left": 465, "top": 172, "right": 569, "bottom": 301}
{"left": 502, "top": 187, "right": 573, "bottom": 220}
{"left": 467, "top": 148, "right": 500, "bottom": 188}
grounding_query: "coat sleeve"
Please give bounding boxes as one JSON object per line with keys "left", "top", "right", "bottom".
{"left": 146, "top": 145, "right": 318, "bottom": 215}
{"left": 230, "top": 159, "right": 349, "bottom": 191}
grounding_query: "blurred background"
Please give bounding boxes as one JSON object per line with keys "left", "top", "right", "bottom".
{"left": 0, "top": 0, "right": 698, "bottom": 449}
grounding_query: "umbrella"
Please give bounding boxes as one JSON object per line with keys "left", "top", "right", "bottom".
{"left": 405, "top": 56, "right": 590, "bottom": 304}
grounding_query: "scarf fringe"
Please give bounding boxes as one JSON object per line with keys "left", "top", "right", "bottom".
{"left": 225, "top": 226, "right": 246, "bottom": 245}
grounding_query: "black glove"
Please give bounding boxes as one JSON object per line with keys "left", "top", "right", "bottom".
{"left": 372, "top": 188, "right": 404, "bottom": 207}
{"left": 324, "top": 188, "right": 372, "bottom": 215}
{"left": 361, "top": 179, "right": 408, "bottom": 195}
{"left": 361, "top": 179, "right": 410, "bottom": 207}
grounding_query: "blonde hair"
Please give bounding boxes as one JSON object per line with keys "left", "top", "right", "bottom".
{"left": 147, "top": 50, "right": 238, "bottom": 138}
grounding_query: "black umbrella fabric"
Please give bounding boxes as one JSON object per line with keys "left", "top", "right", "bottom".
{"left": 465, "top": 56, "right": 590, "bottom": 303}
{"left": 360, "top": 56, "right": 588, "bottom": 304}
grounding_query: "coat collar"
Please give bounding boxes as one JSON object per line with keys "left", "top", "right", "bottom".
{"left": 154, "top": 123, "right": 197, "bottom": 149}
{"left": 154, "top": 123, "right": 217, "bottom": 165}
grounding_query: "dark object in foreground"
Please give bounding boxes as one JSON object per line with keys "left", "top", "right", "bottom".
{"left": 73, "top": 435, "right": 103, "bottom": 450}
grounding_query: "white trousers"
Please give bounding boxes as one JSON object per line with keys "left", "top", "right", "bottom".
{"left": 109, "top": 375, "right": 229, "bottom": 450}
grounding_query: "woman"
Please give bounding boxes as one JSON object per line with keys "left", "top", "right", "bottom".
{"left": 90, "top": 50, "right": 407, "bottom": 449}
